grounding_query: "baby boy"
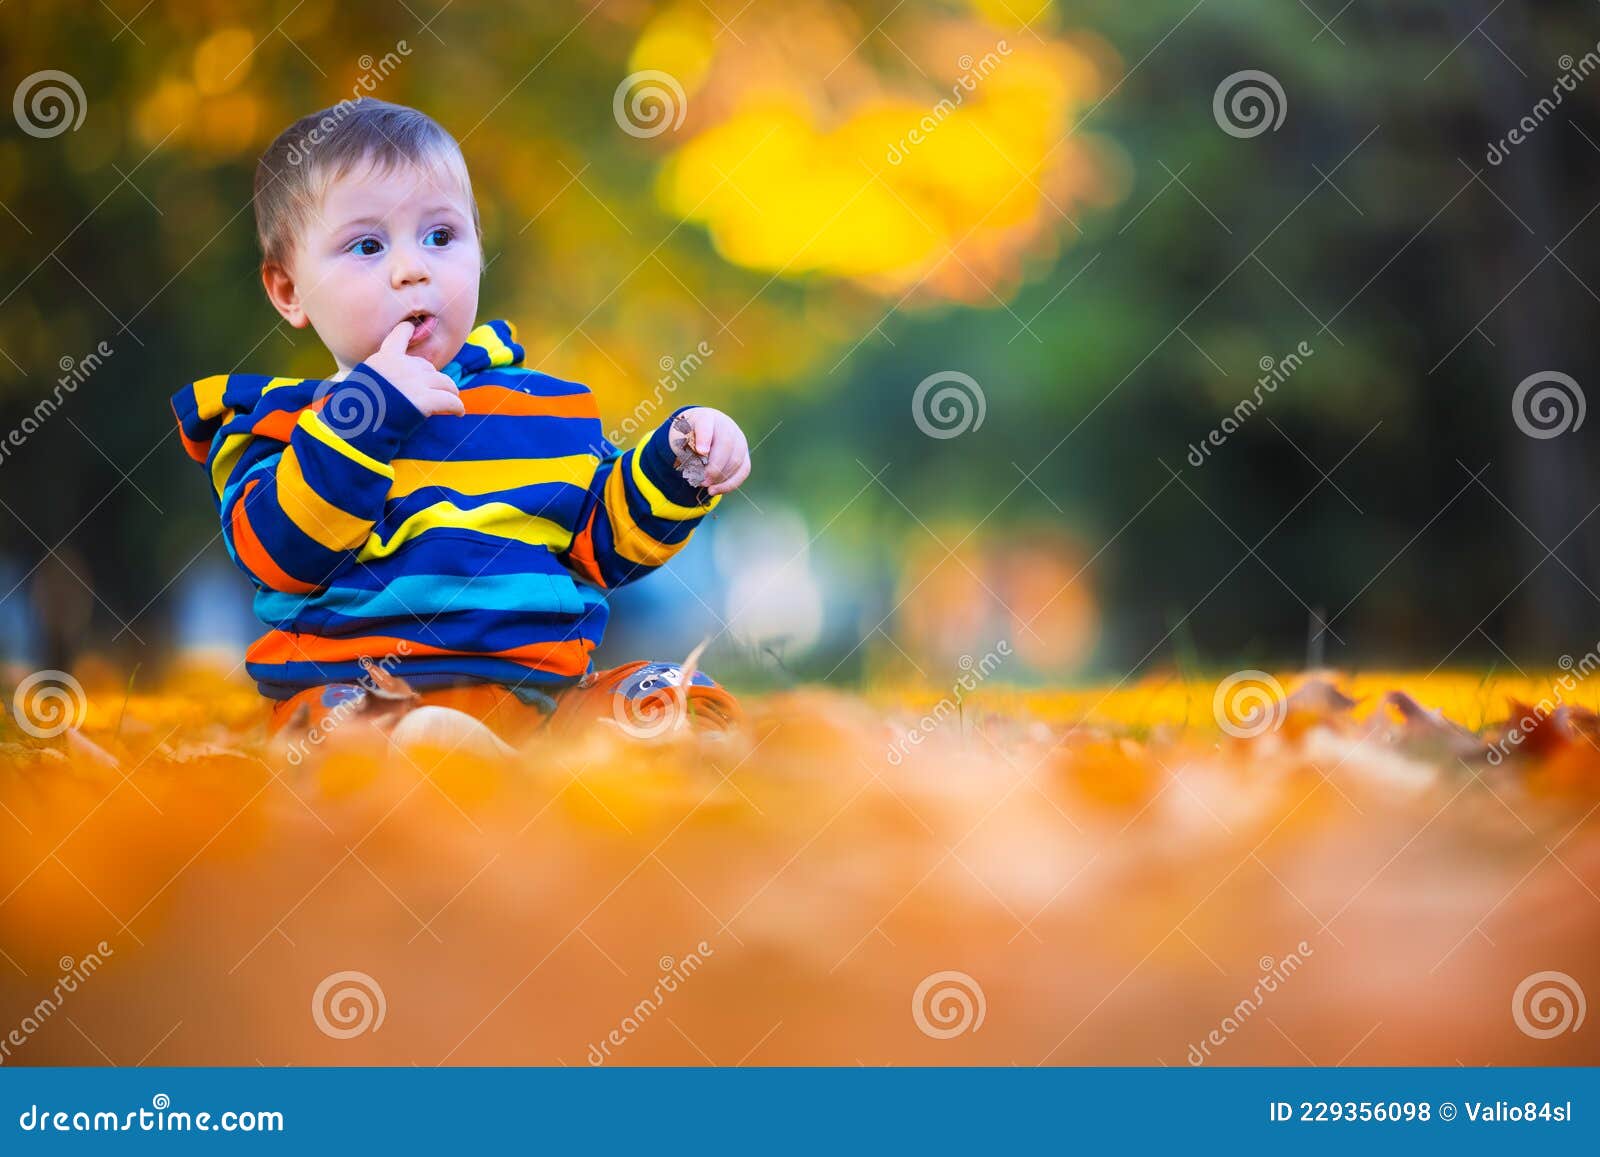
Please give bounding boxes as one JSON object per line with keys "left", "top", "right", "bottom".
{"left": 171, "top": 99, "right": 749, "bottom": 743}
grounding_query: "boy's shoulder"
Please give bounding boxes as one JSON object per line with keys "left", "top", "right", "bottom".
{"left": 448, "top": 320, "right": 600, "bottom": 415}
{"left": 170, "top": 372, "right": 319, "bottom": 464}
{"left": 444, "top": 319, "right": 591, "bottom": 395}
{"left": 459, "top": 361, "right": 592, "bottom": 398}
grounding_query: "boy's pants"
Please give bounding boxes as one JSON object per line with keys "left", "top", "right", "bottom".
{"left": 267, "top": 659, "right": 740, "bottom": 747}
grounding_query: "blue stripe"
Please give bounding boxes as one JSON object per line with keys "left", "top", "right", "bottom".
{"left": 254, "top": 570, "right": 596, "bottom": 625}
{"left": 264, "top": 607, "right": 607, "bottom": 654}
{"left": 235, "top": 477, "right": 348, "bottom": 587}
{"left": 344, "top": 532, "right": 583, "bottom": 581}
{"left": 251, "top": 656, "right": 586, "bottom": 699}
{"left": 220, "top": 454, "right": 280, "bottom": 514}
{"left": 248, "top": 613, "right": 605, "bottom": 657}
{"left": 400, "top": 414, "right": 603, "bottom": 461}
{"left": 377, "top": 481, "right": 589, "bottom": 532}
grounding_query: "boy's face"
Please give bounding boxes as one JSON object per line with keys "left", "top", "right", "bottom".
{"left": 263, "top": 156, "right": 481, "bottom": 375}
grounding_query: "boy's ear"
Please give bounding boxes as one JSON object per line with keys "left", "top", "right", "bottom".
{"left": 261, "top": 261, "right": 309, "bottom": 328}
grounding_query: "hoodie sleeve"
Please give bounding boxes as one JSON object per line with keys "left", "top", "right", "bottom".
{"left": 560, "top": 404, "right": 720, "bottom": 591}
{"left": 171, "top": 367, "right": 425, "bottom": 594}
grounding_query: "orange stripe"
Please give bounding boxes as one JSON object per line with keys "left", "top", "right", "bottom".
{"left": 460, "top": 386, "right": 598, "bottom": 420}
{"left": 252, "top": 409, "right": 300, "bottom": 441}
{"left": 230, "top": 479, "right": 319, "bottom": 594}
{"left": 246, "top": 629, "right": 592, "bottom": 675}
{"left": 564, "top": 505, "right": 606, "bottom": 588}
{"left": 252, "top": 395, "right": 328, "bottom": 442}
{"left": 172, "top": 400, "right": 212, "bottom": 463}
{"left": 177, "top": 426, "right": 210, "bottom": 463}
{"left": 245, "top": 388, "right": 585, "bottom": 444}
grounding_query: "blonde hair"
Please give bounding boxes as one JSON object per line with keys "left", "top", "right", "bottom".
{"left": 253, "top": 98, "right": 480, "bottom": 268}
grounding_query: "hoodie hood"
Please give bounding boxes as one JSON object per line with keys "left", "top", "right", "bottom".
{"left": 171, "top": 319, "right": 525, "bottom": 466}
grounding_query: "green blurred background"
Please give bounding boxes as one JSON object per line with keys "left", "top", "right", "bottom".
{"left": 1, "top": 0, "right": 1597, "bottom": 690}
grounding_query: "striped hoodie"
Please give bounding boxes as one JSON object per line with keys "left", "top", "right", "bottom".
{"left": 171, "top": 320, "right": 719, "bottom": 698}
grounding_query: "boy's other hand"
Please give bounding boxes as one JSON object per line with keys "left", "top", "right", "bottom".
{"left": 362, "top": 321, "right": 465, "bottom": 418}
{"left": 674, "top": 407, "right": 751, "bottom": 496}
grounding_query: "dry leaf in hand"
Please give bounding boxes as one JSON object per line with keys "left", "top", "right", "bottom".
{"left": 671, "top": 412, "right": 710, "bottom": 489}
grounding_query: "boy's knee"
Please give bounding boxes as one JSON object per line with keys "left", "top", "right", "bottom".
{"left": 388, "top": 705, "right": 515, "bottom": 760}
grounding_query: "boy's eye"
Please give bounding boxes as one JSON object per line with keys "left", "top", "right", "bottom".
{"left": 348, "top": 237, "right": 382, "bottom": 257}
{"left": 423, "top": 227, "right": 453, "bottom": 247}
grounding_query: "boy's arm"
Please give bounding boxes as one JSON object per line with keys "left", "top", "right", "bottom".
{"left": 561, "top": 404, "right": 720, "bottom": 591}
{"left": 216, "top": 368, "right": 426, "bottom": 594}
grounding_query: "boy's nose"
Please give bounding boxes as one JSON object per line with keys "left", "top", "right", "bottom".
{"left": 389, "top": 247, "right": 430, "bottom": 288}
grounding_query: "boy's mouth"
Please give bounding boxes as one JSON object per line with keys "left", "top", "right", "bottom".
{"left": 402, "top": 312, "right": 437, "bottom": 347}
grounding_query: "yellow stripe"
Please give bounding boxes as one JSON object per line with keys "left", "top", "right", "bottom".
{"left": 210, "top": 433, "right": 251, "bottom": 497}
{"left": 204, "top": 380, "right": 312, "bottom": 494}
{"left": 389, "top": 453, "right": 598, "bottom": 498}
{"left": 276, "top": 445, "right": 375, "bottom": 551}
{"left": 604, "top": 468, "right": 682, "bottom": 567}
{"left": 629, "top": 430, "right": 722, "bottom": 520}
{"left": 297, "top": 409, "right": 395, "bottom": 477}
{"left": 357, "top": 500, "right": 572, "bottom": 562}
{"left": 192, "top": 375, "right": 229, "bottom": 419}
{"left": 195, "top": 376, "right": 240, "bottom": 494}
{"left": 462, "top": 322, "right": 518, "bottom": 370}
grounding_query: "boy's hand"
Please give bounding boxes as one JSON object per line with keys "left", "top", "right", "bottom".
{"left": 361, "top": 321, "right": 464, "bottom": 418}
{"left": 674, "top": 407, "right": 751, "bottom": 496}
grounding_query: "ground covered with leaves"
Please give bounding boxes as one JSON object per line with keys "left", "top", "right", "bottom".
{"left": 0, "top": 667, "right": 1596, "bottom": 1066}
